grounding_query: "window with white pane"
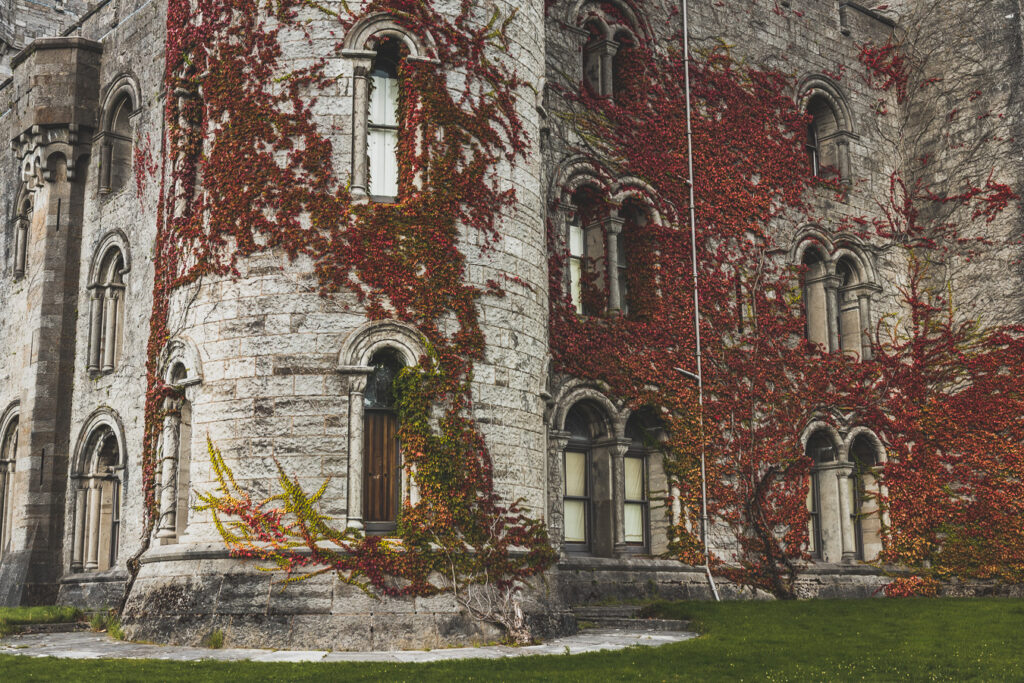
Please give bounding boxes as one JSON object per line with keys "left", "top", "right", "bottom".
{"left": 805, "top": 431, "right": 835, "bottom": 560}
{"left": 563, "top": 405, "right": 598, "bottom": 552}
{"left": 623, "top": 455, "right": 646, "bottom": 546}
{"left": 568, "top": 215, "right": 585, "bottom": 314}
{"left": 367, "top": 39, "right": 401, "bottom": 200}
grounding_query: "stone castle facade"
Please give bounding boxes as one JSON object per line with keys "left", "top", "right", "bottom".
{"left": 0, "top": 0, "right": 1020, "bottom": 649}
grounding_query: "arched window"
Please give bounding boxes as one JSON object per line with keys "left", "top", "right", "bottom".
{"left": 802, "top": 248, "right": 829, "bottom": 349}
{"left": 13, "top": 193, "right": 31, "bottom": 279}
{"left": 805, "top": 431, "right": 836, "bottom": 559}
{"left": 0, "top": 413, "right": 17, "bottom": 559}
{"left": 835, "top": 257, "right": 863, "bottom": 358}
{"left": 87, "top": 246, "right": 126, "bottom": 374}
{"left": 580, "top": 11, "right": 635, "bottom": 101}
{"left": 367, "top": 38, "right": 402, "bottom": 200}
{"left": 363, "top": 348, "right": 403, "bottom": 533}
{"left": 563, "top": 405, "right": 595, "bottom": 552}
{"left": 567, "top": 187, "right": 607, "bottom": 316}
{"left": 100, "top": 94, "right": 134, "bottom": 194}
{"left": 849, "top": 435, "right": 882, "bottom": 561}
{"left": 806, "top": 95, "right": 839, "bottom": 179}
{"left": 623, "top": 413, "right": 651, "bottom": 551}
{"left": 71, "top": 424, "right": 123, "bottom": 572}
{"left": 156, "top": 363, "right": 192, "bottom": 542}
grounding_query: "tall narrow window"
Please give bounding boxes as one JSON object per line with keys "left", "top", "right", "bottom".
{"left": 71, "top": 425, "right": 122, "bottom": 572}
{"left": 367, "top": 40, "right": 401, "bottom": 200}
{"left": 836, "top": 258, "right": 863, "bottom": 358}
{"left": 806, "top": 96, "right": 839, "bottom": 179}
{"left": 615, "top": 230, "right": 629, "bottom": 316}
{"left": 805, "top": 432, "right": 836, "bottom": 559}
{"left": 568, "top": 215, "right": 585, "bottom": 314}
{"left": 801, "top": 249, "right": 828, "bottom": 349}
{"left": 13, "top": 195, "right": 31, "bottom": 280}
{"left": 849, "top": 435, "right": 882, "bottom": 561}
{"left": 100, "top": 94, "right": 134, "bottom": 194}
{"left": 0, "top": 416, "right": 17, "bottom": 559}
{"left": 363, "top": 349, "right": 403, "bottom": 533}
{"left": 563, "top": 407, "right": 594, "bottom": 551}
{"left": 88, "top": 247, "right": 126, "bottom": 374}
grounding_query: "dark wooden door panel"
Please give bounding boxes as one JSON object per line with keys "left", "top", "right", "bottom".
{"left": 364, "top": 411, "right": 398, "bottom": 522}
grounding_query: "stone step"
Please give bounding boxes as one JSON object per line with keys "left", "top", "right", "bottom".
{"left": 11, "top": 621, "right": 90, "bottom": 635}
{"left": 572, "top": 605, "right": 644, "bottom": 619}
{"left": 571, "top": 606, "right": 691, "bottom": 632}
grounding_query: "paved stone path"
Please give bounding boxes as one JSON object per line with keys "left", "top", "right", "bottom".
{"left": 0, "top": 628, "right": 696, "bottom": 663}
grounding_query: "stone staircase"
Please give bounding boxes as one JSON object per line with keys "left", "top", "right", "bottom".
{"left": 571, "top": 604, "right": 692, "bottom": 632}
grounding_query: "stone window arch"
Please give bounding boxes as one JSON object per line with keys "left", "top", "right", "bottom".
{"left": 0, "top": 404, "right": 18, "bottom": 560}
{"left": 798, "top": 76, "right": 855, "bottom": 185}
{"left": 794, "top": 231, "right": 879, "bottom": 360}
{"left": 574, "top": 0, "right": 642, "bottom": 101}
{"left": 12, "top": 189, "right": 32, "bottom": 280}
{"left": 97, "top": 76, "right": 140, "bottom": 195}
{"left": 553, "top": 161, "right": 663, "bottom": 319}
{"left": 342, "top": 14, "right": 435, "bottom": 202}
{"left": 70, "top": 413, "right": 127, "bottom": 573}
{"left": 801, "top": 245, "right": 830, "bottom": 349}
{"left": 338, "top": 319, "right": 425, "bottom": 532}
{"left": 87, "top": 233, "right": 131, "bottom": 375}
{"left": 155, "top": 341, "right": 202, "bottom": 544}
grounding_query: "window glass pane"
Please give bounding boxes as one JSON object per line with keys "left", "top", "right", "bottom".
{"left": 564, "top": 500, "right": 586, "bottom": 543}
{"left": 564, "top": 450, "right": 586, "bottom": 497}
{"left": 807, "top": 516, "right": 817, "bottom": 553}
{"left": 569, "top": 259, "right": 582, "bottom": 314}
{"left": 368, "top": 129, "right": 398, "bottom": 198}
{"left": 624, "top": 457, "right": 644, "bottom": 500}
{"left": 369, "top": 76, "right": 397, "bottom": 126}
{"left": 624, "top": 502, "right": 643, "bottom": 543}
{"left": 569, "top": 223, "right": 584, "bottom": 257}
{"left": 806, "top": 476, "right": 816, "bottom": 512}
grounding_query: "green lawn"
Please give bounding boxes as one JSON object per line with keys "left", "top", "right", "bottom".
{"left": 1, "top": 598, "right": 1022, "bottom": 680}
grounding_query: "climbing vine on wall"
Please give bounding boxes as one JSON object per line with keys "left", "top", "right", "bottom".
{"left": 551, "top": 18, "right": 1023, "bottom": 598}
{"left": 136, "top": 0, "right": 554, "bottom": 639}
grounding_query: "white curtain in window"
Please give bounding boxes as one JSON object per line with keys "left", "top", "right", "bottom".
{"left": 569, "top": 222, "right": 584, "bottom": 313}
{"left": 624, "top": 457, "right": 644, "bottom": 543}
{"left": 368, "top": 74, "right": 399, "bottom": 198}
{"left": 564, "top": 450, "right": 587, "bottom": 543}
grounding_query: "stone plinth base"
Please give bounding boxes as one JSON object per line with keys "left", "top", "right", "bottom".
{"left": 58, "top": 570, "right": 129, "bottom": 610}
{"left": 121, "top": 543, "right": 573, "bottom": 650}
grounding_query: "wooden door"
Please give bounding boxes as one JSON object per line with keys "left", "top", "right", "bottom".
{"left": 364, "top": 411, "right": 399, "bottom": 523}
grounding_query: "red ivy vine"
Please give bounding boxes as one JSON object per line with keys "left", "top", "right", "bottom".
{"left": 133, "top": 0, "right": 554, "bottom": 638}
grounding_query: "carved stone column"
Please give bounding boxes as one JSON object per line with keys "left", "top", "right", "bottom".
{"left": 71, "top": 484, "right": 86, "bottom": 572}
{"left": 603, "top": 215, "right": 625, "bottom": 315}
{"left": 102, "top": 287, "right": 120, "bottom": 372}
{"left": 343, "top": 51, "right": 375, "bottom": 201}
{"left": 87, "top": 287, "right": 103, "bottom": 373}
{"left": 837, "top": 463, "right": 857, "bottom": 561}
{"left": 823, "top": 274, "right": 842, "bottom": 353}
{"left": 612, "top": 438, "right": 631, "bottom": 554}
{"left": 339, "top": 367, "right": 372, "bottom": 530}
{"left": 547, "top": 430, "right": 570, "bottom": 553}
{"left": 84, "top": 479, "right": 100, "bottom": 571}
{"left": 156, "top": 411, "right": 181, "bottom": 539}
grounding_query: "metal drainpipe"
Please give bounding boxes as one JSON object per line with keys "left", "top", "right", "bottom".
{"left": 681, "top": 0, "right": 721, "bottom": 602}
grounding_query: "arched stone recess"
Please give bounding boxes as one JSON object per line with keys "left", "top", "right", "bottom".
{"left": 565, "top": 0, "right": 652, "bottom": 42}
{"left": 550, "top": 158, "right": 668, "bottom": 317}
{"left": 337, "top": 319, "right": 426, "bottom": 531}
{"left": 96, "top": 73, "right": 141, "bottom": 195}
{"left": 792, "top": 225, "right": 881, "bottom": 359}
{"left": 158, "top": 336, "right": 204, "bottom": 386}
{"left": 341, "top": 13, "right": 437, "bottom": 201}
{"left": 548, "top": 382, "right": 651, "bottom": 557}
{"left": 154, "top": 338, "right": 203, "bottom": 544}
{"left": 0, "top": 402, "right": 19, "bottom": 560}
{"left": 69, "top": 408, "right": 127, "bottom": 574}
{"left": 86, "top": 230, "right": 131, "bottom": 376}
{"left": 11, "top": 185, "right": 34, "bottom": 279}
{"left": 843, "top": 426, "right": 886, "bottom": 562}
{"left": 796, "top": 74, "right": 857, "bottom": 185}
